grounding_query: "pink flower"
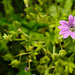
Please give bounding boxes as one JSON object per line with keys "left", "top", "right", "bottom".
{"left": 25, "top": 68, "right": 29, "bottom": 71}
{"left": 58, "top": 15, "right": 75, "bottom": 39}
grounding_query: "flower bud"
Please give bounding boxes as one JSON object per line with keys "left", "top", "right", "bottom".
{"left": 59, "top": 50, "right": 66, "bottom": 57}
{"left": 52, "top": 53, "right": 59, "bottom": 61}
{"left": 25, "top": 68, "right": 29, "bottom": 72}
{"left": 40, "top": 56, "right": 50, "bottom": 64}
{"left": 10, "top": 59, "right": 20, "bottom": 68}
{"left": 37, "top": 65, "right": 45, "bottom": 73}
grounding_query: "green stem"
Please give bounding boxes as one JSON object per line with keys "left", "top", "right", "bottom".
{"left": 55, "top": 0, "right": 58, "bottom": 16}
{"left": 59, "top": 42, "right": 63, "bottom": 50}
{"left": 13, "top": 39, "right": 28, "bottom": 41}
{"left": 19, "top": 55, "right": 21, "bottom": 62}
{"left": 68, "top": 53, "right": 74, "bottom": 61}
{"left": 66, "top": 66, "right": 69, "bottom": 75}
{"left": 29, "top": 60, "right": 30, "bottom": 69}
{"left": 20, "top": 29, "right": 30, "bottom": 38}
{"left": 42, "top": 47, "right": 47, "bottom": 55}
{"left": 53, "top": 44, "right": 55, "bottom": 54}
{"left": 0, "top": 38, "right": 28, "bottom": 41}
{"left": 14, "top": 52, "right": 31, "bottom": 58}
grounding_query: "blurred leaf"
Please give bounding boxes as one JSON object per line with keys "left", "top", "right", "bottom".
{"left": 2, "top": 0, "right": 14, "bottom": 17}
{"left": 24, "top": 0, "right": 28, "bottom": 7}
{"left": 44, "top": 65, "right": 49, "bottom": 75}
{"left": 57, "top": 0, "right": 64, "bottom": 2}
{"left": 10, "top": 59, "right": 20, "bottom": 68}
{"left": 3, "top": 53, "right": 13, "bottom": 61}
{"left": 17, "top": 69, "right": 31, "bottom": 75}
{"left": 64, "top": 0, "right": 73, "bottom": 12}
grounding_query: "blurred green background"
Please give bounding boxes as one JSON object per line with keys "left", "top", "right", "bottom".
{"left": 0, "top": 0, "right": 75, "bottom": 75}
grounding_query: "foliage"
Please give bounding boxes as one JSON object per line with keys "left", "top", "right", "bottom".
{"left": 0, "top": 0, "right": 75, "bottom": 75}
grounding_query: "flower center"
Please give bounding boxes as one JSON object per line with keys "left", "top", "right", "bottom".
{"left": 69, "top": 24, "right": 75, "bottom": 31}
{"left": 69, "top": 24, "right": 74, "bottom": 28}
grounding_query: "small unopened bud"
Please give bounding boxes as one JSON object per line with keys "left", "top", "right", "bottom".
{"left": 17, "top": 28, "right": 21, "bottom": 31}
{"left": 26, "top": 4, "right": 28, "bottom": 7}
{"left": 52, "top": 53, "right": 59, "bottom": 61}
{"left": 5, "top": 29, "right": 7, "bottom": 31}
{"left": 29, "top": 59, "right": 32, "bottom": 62}
{"left": 40, "top": 56, "right": 50, "bottom": 64}
{"left": 37, "top": 65, "right": 45, "bottom": 73}
{"left": 59, "top": 50, "right": 66, "bottom": 57}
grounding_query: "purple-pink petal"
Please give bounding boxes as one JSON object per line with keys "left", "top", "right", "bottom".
{"left": 59, "top": 31, "right": 64, "bottom": 35}
{"left": 58, "top": 25, "right": 69, "bottom": 30}
{"left": 71, "top": 31, "right": 75, "bottom": 39}
{"left": 58, "top": 15, "right": 75, "bottom": 39}
{"left": 73, "top": 16, "right": 75, "bottom": 25}
{"left": 59, "top": 29, "right": 69, "bottom": 35}
{"left": 63, "top": 30, "right": 71, "bottom": 38}
{"left": 59, "top": 20, "right": 69, "bottom": 26}
{"left": 69, "top": 15, "right": 74, "bottom": 24}
{"left": 74, "top": 16, "right": 75, "bottom": 20}
{"left": 25, "top": 68, "right": 29, "bottom": 70}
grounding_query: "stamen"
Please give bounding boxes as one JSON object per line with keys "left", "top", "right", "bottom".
{"left": 69, "top": 24, "right": 74, "bottom": 28}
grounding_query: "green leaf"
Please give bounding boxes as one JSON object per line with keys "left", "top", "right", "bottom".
{"left": 17, "top": 69, "right": 31, "bottom": 75}
{"left": 64, "top": 0, "right": 73, "bottom": 12}
{"left": 10, "top": 59, "right": 20, "bottom": 68}
{"left": 24, "top": 0, "right": 28, "bottom": 7}
{"left": 44, "top": 65, "right": 49, "bottom": 75}
{"left": 3, "top": 53, "right": 13, "bottom": 61}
